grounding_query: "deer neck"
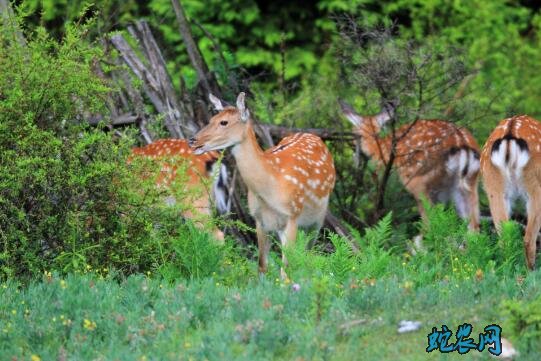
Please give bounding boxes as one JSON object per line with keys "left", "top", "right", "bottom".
{"left": 231, "top": 122, "right": 275, "bottom": 194}
{"left": 360, "top": 124, "right": 392, "bottom": 164}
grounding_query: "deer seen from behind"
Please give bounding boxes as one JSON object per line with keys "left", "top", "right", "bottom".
{"left": 480, "top": 115, "right": 541, "bottom": 270}
{"left": 190, "top": 92, "right": 336, "bottom": 277}
{"left": 130, "top": 139, "right": 228, "bottom": 243}
{"left": 340, "top": 101, "right": 481, "bottom": 232}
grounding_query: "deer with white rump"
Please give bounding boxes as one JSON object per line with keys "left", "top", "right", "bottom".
{"left": 190, "top": 92, "right": 336, "bottom": 277}
{"left": 340, "top": 101, "right": 481, "bottom": 232}
{"left": 481, "top": 115, "right": 541, "bottom": 270}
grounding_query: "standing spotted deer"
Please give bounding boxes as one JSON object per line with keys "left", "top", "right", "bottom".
{"left": 340, "top": 101, "right": 481, "bottom": 231}
{"left": 190, "top": 92, "right": 336, "bottom": 276}
{"left": 481, "top": 115, "right": 541, "bottom": 270}
{"left": 130, "top": 139, "right": 228, "bottom": 242}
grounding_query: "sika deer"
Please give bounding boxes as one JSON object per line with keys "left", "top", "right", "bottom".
{"left": 340, "top": 101, "right": 480, "bottom": 231}
{"left": 480, "top": 115, "right": 541, "bottom": 270}
{"left": 190, "top": 93, "right": 336, "bottom": 276}
{"left": 131, "top": 139, "right": 228, "bottom": 242}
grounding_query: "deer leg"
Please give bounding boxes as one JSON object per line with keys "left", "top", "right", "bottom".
{"left": 524, "top": 183, "right": 541, "bottom": 270}
{"left": 278, "top": 218, "right": 298, "bottom": 280}
{"left": 484, "top": 172, "right": 510, "bottom": 234}
{"left": 467, "top": 176, "right": 481, "bottom": 232}
{"left": 455, "top": 176, "right": 480, "bottom": 232}
{"left": 406, "top": 179, "right": 431, "bottom": 253}
{"left": 256, "top": 221, "right": 270, "bottom": 274}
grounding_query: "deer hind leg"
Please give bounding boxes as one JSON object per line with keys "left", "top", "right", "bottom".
{"left": 278, "top": 218, "right": 298, "bottom": 280}
{"left": 524, "top": 179, "right": 541, "bottom": 270}
{"left": 406, "top": 178, "right": 432, "bottom": 253}
{"left": 454, "top": 174, "right": 480, "bottom": 232}
{"left": 483, "top": 168, "right": 510, "bottom": 234}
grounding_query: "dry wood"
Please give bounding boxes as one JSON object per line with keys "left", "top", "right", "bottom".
{"left": 171, "top": 0, "right": 221, "bottom": 97}
{"left": 0, "top": 0, "right": 26, "bottom": 46}
{"left": 110, "top": 21, "right": 199, "bottom": 138}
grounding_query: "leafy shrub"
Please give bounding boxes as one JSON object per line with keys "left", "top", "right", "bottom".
{"left": 0, "top": 16, "right": 224, "bottom": 280}
{"left": 503, "top": 296, "right": 541, "bottom": 353}
{"left": 158, "top": 223, "right": 225, "bottom": 281}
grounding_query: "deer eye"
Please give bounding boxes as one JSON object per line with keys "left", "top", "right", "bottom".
{"left": 220, "top": 120, "right": 228, "bottom": 126}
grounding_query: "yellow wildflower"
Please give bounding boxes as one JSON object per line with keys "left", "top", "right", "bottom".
{"left": 83, "top": 318, "right": 97, "bottom": 331}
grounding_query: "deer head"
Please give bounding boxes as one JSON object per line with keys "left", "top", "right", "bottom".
{"left": 190, "top": 92, "right": 250, "bottom": 154}
{"left": 339, "top": 100, "right": 394, "bottom": 137}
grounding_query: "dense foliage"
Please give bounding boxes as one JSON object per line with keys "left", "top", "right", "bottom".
{"left": 0, "top": 15, "right": 228, "bottom": 279}
{"left": 2, "top": 2, "right": 541, "bottom": 358}
{"left": 1, "top": 208, "right": 540, "bottom": 360}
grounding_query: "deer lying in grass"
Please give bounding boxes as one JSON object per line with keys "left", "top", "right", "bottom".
{"left": 190, "top": 92, "right": 336, "bottom": 277}
{"left": 481, "top": 115, "right": 541, "bottom": 270}
{"left": 340, "top": 101, "right": 481, "bottom": 232}
{"left": 131, "top": 139, "right": 228, "bottom": 243}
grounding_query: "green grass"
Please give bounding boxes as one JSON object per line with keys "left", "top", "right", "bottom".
{"left": 1, "top": 269, "right": 540, "bottom": 360}
{"left": 1, "top": 207, "right": 540, "bottom": 360}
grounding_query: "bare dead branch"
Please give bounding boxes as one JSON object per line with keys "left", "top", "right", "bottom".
{"left": 171, "top": 0, "right": 221, "bottom": 97}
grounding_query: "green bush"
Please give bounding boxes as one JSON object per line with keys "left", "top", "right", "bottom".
{"left": 0, "top": 16, "right": 225, "bottom": 280}
{"left": 503, "top": 296, "right": 541, "bottom": 353}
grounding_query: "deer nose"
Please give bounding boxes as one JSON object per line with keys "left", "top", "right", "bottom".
{"left": 188, "top": 137, "right": 197, "bottom": 147}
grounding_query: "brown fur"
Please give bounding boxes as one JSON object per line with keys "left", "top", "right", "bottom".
{"left": 480, "top": 115, "right": 541, "bottom": 270}
{"left": 130, "top": 139, "right": 224, "bottom": 242}
{"left": 342, "top": 105, "right": 481, "bottom": 231}
{"left": 191, "top": 100, "right": 335, "bottom": 276}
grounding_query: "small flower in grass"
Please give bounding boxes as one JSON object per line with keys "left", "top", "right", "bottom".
{"left": 291, "top": 283, "right": 301, "bottom": 292}
{"left": 475, "top": 268, "right": 484, "bottom": 281}
{"left": 11, "top": 309, "right": 16, "bottom": 315}
{"left": 60, "top": 280, "right": 67, "bottom": 289}
{"left": 83, "top": 318, "right": 97, "bottom": 331}
{"left": 2, "top": 284, "right": 7, "bottom": 289}
{"left": 402, "top": 281, "right": 413, "bottom": 292}
{"left": 31, "top": 355, "right": 41, "bottom": 361}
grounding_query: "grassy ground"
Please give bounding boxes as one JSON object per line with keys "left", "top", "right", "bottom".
{"left": 1, "top": 270, "right": 539, "bottom": 360}
{"left": 1, "top": 209, "right": 540, "bottom": 360}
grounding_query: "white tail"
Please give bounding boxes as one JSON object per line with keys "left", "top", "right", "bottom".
{"left": 130, "top": 139, "right": 228, "bottom": 242}
{"left": 190, "top": 92, "right": 336, "bottom": 276}
{"left": 481, "top": 115, "right": 541, "bottom": 270}
{"left": 340, "top": 101, "right": 481, "bottom": 231}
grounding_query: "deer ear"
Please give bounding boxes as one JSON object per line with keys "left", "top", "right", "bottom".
{"left": 339, "top": 100, "right": 363, "bottom": 127}
{"left": 236, "top": 92, "right": 250, "bottom": 122}
{"left": 209, "top": 93, "right": 224, "bottom": 111}
{"left": 375, "top": 106, "right": 394, "bottom": 127}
